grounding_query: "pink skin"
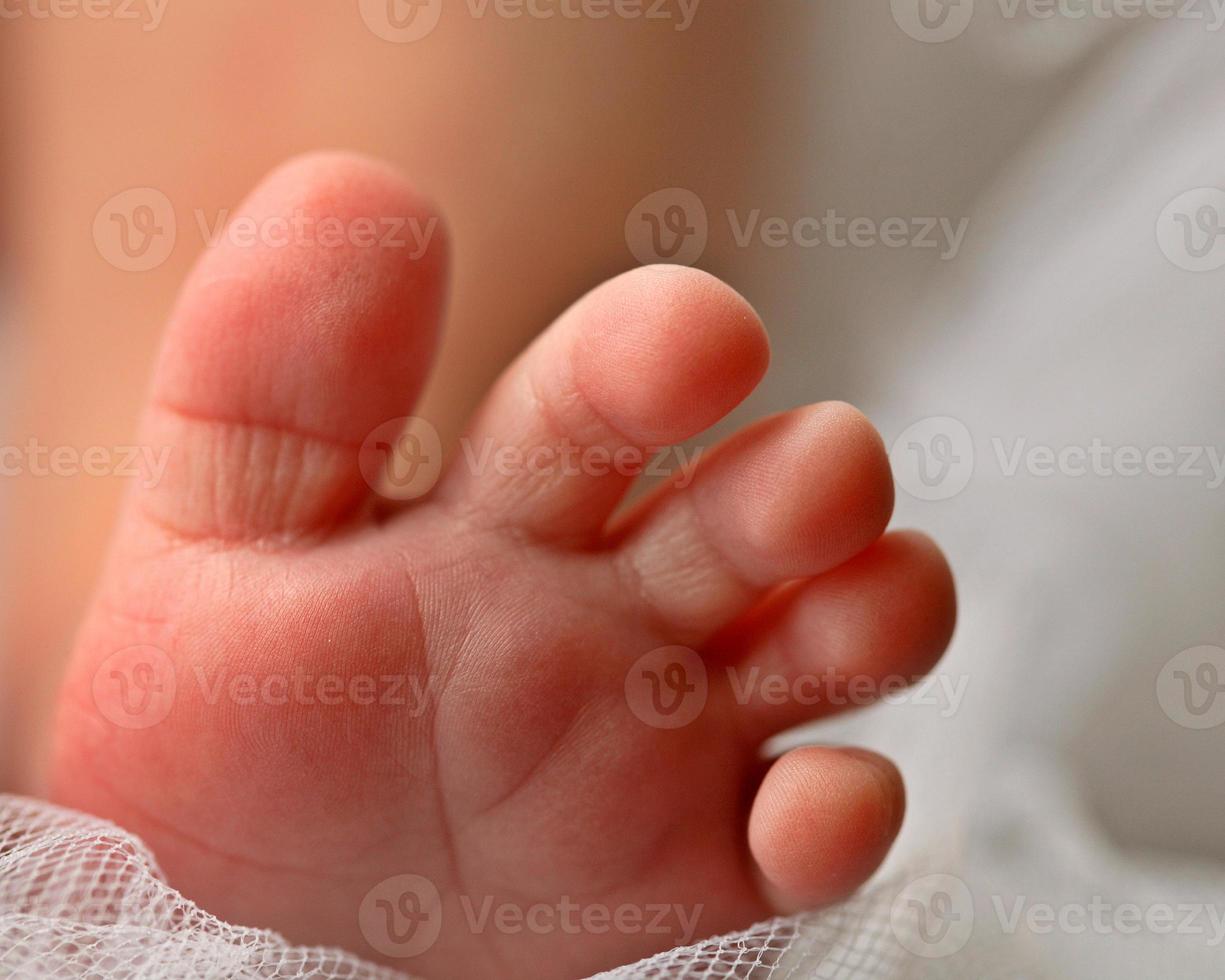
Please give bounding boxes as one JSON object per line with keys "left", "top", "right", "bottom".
{"left": 50, "top": 153, "right": 956, "bottom": 980}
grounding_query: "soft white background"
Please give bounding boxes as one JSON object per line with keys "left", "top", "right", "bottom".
{"left": 763, "top": 7, "right": 1225, "bottom": 976}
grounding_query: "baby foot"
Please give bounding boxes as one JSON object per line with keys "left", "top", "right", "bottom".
{"left": 51, "top": 154, "right": 956, "bottom": 980}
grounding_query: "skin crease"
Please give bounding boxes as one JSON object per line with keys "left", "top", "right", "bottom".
{"left": 50, "top": 155, "right": 957, "bottom": 979}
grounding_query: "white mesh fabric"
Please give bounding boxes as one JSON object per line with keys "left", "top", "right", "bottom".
{"left": 0, "top": 794, "right": 945, "bottom": 980}
{"left": 0, "top": 795, "right": 405, "bottom": 980}
{"left": 9, "top": 779, "right": 1217, "bottom": 980}
{"left": 589, "top": 894, "right": 909, "bottom": 980}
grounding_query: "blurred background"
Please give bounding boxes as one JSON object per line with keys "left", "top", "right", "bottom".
{"left": 3, "top": 2, "right": 1225, "bottom": 975}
